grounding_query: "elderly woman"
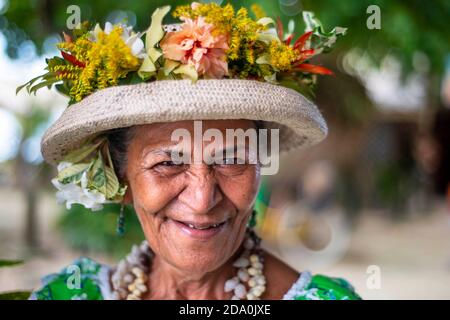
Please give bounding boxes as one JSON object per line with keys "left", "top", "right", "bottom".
{"left": 22, "top": 2, "right": 360, "bottom": 300}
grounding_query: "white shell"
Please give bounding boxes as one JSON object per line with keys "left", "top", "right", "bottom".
{"left": 246, "top": 293, "right": 256, "bottom": 300}
{"left": 111, "top": 232, "right": 264, "bottom": 300}
{"left": 131, "top": 245, "right": 140, "bottom": 256}
{"left": 126, "top": 254, "right": 138, "bottom": 265}
{"left": 132, "top": 267, "right": 144, "bottom": 277}
{"left": 128, "top": 283, "right": 136, "bottom": 292}
{"left": 253, "top": 287, "right": 262, "bottom": 297}
{"left": 233, "top": 257, "right": 249, "bottom": 268}
{"left": 136, "top": 284, "right": 147, "bottom": 292}
{"left": 234, "top": 283, "right": 247, "bottom": 299}
{"left": 250, "top": 254, "right": 259, "bottom": 263}
{"left": 257, "top": 277, "right": 266, "bottom": 285}
{"left": 132, "top": 289, "right": 142, "bottom": 297}
{"left": 237, "top": 268, "right": 250, "bottom": 282}
{"left": 123, "top": 273, "right": 134, "bottom": 284}
{"left": 117, "top": 260, "right": 127, "bottom": 273}
{"left": 248, "top": 267, "right": 258, "bottom": 276}
{"left": 110, "top": 292, "right": 120, "bottom": 300}
{"left": 224, "top": 277, "right": 239, "bottom": 292}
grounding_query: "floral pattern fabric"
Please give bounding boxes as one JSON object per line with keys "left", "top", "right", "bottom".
{"left": 30, "top": 257, "right": 361, "bottom": 300}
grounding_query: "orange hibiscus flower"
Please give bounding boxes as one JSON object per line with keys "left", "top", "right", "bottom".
{"left": 160, "top": 16, "right": 229, "bottom": 79}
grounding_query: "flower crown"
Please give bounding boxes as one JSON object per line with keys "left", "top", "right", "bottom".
{"left": 18, "top": 2, "right": 346, "bottom": 211}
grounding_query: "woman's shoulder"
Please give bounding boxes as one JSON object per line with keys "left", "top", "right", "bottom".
{"left": 283, "top": 271, "right": 362, "bottom": 300}
{"left": 29, "top": 257, "right": 113, "bottom": 300}
{"left": 262, "top": 250, "right": 361, "bottom": 300}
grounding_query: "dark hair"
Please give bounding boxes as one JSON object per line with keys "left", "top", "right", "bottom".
{"left": 106, "top": 121, "right": 266, "bottom": 181}
{"left": 106, "top": 126, "right": 136, "bottom": 182}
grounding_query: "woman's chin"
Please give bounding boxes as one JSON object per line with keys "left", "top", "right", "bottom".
{"left": 158, "top": 219, "right": 234, "bottom": 272}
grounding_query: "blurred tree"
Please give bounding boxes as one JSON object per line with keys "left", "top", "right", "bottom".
{"left": 11, "top": 106, "right": 51, "bottom": 248}
{"left": 2, "top": 0, "right": 448, "bottom": 74}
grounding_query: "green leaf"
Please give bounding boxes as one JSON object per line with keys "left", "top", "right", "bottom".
{"left": 302, "top": 11, "right": 347, "bottom": 54}
{"left": 105, "top": 165, "right": 120, "bottom": 199}
{"left": 0, "top": 291, "right": 32, "bottom": 300}
{"left": 137, "top": 55, "right": 157, "bottom": 80}
{"left": 119, "top": 72, "right": 143, "bottom": 85}
{"left": 62, "top": 139, "right": 104, "bottom": 164}
{"left": 256, "top": 54, "right": 270, "bottom": 65}
{"left": 148, "top": 47, "right": 163, "bottom": 62}
{"left": 145, "top": 5, "right": 171, "bottom": 49}
{"left": 29, "top": 77, "right": 60, "bottom": 95}
{"left": 45, "top": 56, "right": 67, "bottom": 69}
{"left": 257, "top": 17, "right": 275, "bottom": 27}
{"left": 0, "top": 260, "right": 23, "bottom": 268}
{"left": 117, "top": 185, "right": 127, "bottom": 197}
{"left": 89, "top": 153, "right": 107, "bottom": 194}
{"left": 256, "top": 29, "right": 280, "bottom": 44}
{"left": 303, "top": 11, "right": 323, "bottom": 33}
{"left": 55, "top": 83, "right": 71, "bottom": 97}
{"left": 16, "top": 73, "right": 47, "bottom": 95}
{"left": 173, "top": 64, "right": 198, "bottom": 82}
{"left": 163, "top": 59, "right": 180, "bottom": 76}
{"left": 57, "top": 163, "right": 90, "bottom": 184}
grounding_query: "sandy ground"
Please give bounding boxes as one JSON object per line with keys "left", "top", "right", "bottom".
{"left": 0, "top": 186, "right": 449, "bottom": 299}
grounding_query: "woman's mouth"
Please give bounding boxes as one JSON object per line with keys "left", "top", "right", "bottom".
{"left": 170, "top": 219, "right": 227, "bottom": 240}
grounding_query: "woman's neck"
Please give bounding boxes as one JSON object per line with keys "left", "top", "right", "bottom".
{"left": 144, "top": 246, "right": 244, "bottom": 300}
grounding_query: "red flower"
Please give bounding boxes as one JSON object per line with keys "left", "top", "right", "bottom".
{"left": 276, "top": 18, "right": 333, "bottom": 76}
{"left": 61, "top": 51, "right": 86, "bottom": 68}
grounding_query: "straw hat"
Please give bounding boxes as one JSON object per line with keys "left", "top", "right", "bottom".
{"left": 41, "top": 79, "right": 327, "bottom": 166}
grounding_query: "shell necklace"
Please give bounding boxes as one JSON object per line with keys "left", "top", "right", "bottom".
{"left": 110, "top": 229, "right": 266, "bottom": 300}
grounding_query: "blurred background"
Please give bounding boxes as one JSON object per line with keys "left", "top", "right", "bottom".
{"left": 1, "top": 0, "right": 450, "bottom": 299}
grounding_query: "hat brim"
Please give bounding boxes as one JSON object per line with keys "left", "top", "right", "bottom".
{"left": 41, "top": 79, "right": 327, "bottom": 166}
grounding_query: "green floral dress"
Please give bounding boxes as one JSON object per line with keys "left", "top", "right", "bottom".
{"left": 29, "top": 257, "right": 361, "bottom": 300}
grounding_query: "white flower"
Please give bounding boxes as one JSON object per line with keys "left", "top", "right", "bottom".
{"left": 57, "top": 161, "right": 72, "bottom": 172}
{"left": 51, "top": 171, "right": 108, "bottom": 211}
{"left": 89, "top": 22, "right": 146, "bottom": 58}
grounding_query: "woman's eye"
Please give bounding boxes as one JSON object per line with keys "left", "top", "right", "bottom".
{"left": 158, "top": 161, "right": 179, "bottom": 167}
{"left": 152, "top": 161, "right": 186, "bottom": 174}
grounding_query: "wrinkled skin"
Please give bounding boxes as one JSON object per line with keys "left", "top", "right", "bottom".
{"left": 123, "top": 120, "right": 299, "bottom": 299}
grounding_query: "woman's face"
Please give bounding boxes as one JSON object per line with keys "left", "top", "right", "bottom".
{"left": 124, "top": 120, "right": 261, "bottom": 275}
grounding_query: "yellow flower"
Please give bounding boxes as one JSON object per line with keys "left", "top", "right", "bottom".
{"left": 55, "top": 25, "right": 141, "bottom": 101}
{"left": 267, "top": 40, "right": 298, "bottom": 71}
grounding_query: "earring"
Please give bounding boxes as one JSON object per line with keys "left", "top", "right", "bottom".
{"left": 246, "top": 210, "right": 261, "bottom": 249}
{"left": 117, "top": 204, "right": 125, "bottom": 236}
{"left": 247, "top": 210, "right": 257, "bottom": 229}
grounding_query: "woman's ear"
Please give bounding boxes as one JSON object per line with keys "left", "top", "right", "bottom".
{"left": 122, "top": 182, "right": 133, "bottom": 204}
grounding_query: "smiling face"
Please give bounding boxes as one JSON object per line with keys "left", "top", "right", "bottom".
{"left": 123, "top": 120, "right": 261, "bottom": 275}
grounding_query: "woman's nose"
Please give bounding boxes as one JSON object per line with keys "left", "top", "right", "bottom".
{"left": 178, "top": 164, "right": 223, "bottom": 214}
